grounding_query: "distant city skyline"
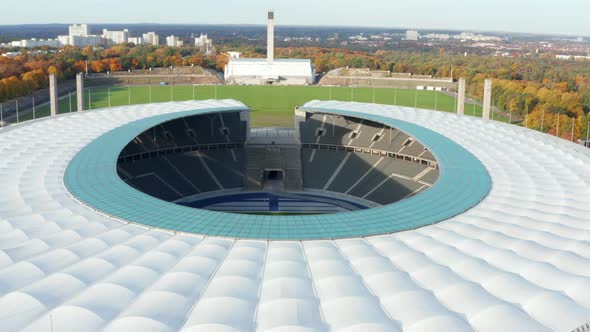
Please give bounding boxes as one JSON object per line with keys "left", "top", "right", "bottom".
{"left": 1, "top": 0, "right": 589, "bottom": 36}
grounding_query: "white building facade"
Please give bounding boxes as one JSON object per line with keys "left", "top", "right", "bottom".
{"left": 166, "top": 35, "right": 183, "bottom": 47}
{"left": 68, "top": 24, "right": 90, "bottom": 37}
{"left": 57, "top": 24, "right": 104, "bottom": 47}
{"left": 102, "top": 29, "right": 129, "bottom": 45}
{"left": 406, "top": 30, "right": 420, "bottom": 41}
{"left": 142, "top": 32, "right": 160, "bottom": 46}
{"left": 128, "top": 37, "right": 143, "bottom": 45}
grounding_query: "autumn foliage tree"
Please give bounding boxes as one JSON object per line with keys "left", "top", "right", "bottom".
{"left": 1, "top": 45, "right": 589, "bottom": 141}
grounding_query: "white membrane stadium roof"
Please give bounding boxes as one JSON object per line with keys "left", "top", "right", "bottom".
{"left": 1, "top": 99, "right": 590, "bottom": 332}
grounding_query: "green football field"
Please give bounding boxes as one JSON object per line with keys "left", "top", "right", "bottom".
{"left": 23, "top": 85, "right": 507, "bottom": 126}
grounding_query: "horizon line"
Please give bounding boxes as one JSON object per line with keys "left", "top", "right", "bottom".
{"left": 0, "top": 22, "right": 587, "bottom": 39}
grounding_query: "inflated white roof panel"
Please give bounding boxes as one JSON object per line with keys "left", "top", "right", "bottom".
{"left": 0, "top": 100, "right": 589, "bottom": 331}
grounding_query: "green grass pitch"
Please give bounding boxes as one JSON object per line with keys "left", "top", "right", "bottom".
{"left": 24, "top": 85, "right": 507, "bottom": 126}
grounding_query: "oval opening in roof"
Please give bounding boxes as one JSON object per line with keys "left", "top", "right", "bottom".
{"left": 116, "top": 110, "right": 440, "bottom": 216}
{"left": 65, "top": 102, "right": 490, "bottom": 240}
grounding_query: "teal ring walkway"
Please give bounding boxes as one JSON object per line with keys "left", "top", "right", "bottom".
{"left": 64, "top": 103, "right": 491, "bottom": 240}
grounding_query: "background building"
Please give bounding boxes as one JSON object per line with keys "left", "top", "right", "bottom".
{"left": 72, "top": 35, "right": 103, "bottom": 47}
{"left": 224, "top": 11, "right": 315, "bottom": 85}
{"left": 142, "top": 32, "right": 160, "bottom": 46}
{"left": 102, "top": 29, "right": 129, "bottom": 45}
{"left": 166, "top": 35, "right": 183, "bottom": 47}
{"left": 68, "top": 24, "right": 89, "bottom": 37}
{"left": 58, "top": 24, "right": 104, "bottom": 47}
{"left": 406, "top": 30, "right": 420, "bottom": 41}
{"left": 194, "top": 34, "right": 211, "bottom": 47}
{"left": 128, "top": 37, "right": 143, "bottom": 45}
{"left": 194, "top": 34, "right": 213, "bottom": 54}
{"left": 7, "top": 38, "right": 60, "bottom": 48}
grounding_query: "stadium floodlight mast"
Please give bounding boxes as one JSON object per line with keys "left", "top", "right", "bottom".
{"left": 541, "top": 110, "right": 545, "bottom": 132}
{"left": 32, "top": 97, "right": 35, "bottom": 120}
{"left": 16, "top": 100, "right": 19, "bottom": 123}
{"left": 0, "top": 103, "right": 3, "bottom": 126}
{"left": 586, "top": 121, "right": 589, "bottom": 146}
{"left": 69, "top": 91, "right": 72, "bottom": 113}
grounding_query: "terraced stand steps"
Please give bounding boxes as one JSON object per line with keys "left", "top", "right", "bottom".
{"left": 244, "top": 145, "right": 303, "bottom": 191}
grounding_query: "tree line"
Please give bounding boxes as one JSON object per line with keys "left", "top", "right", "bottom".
{"left": 1, "top": 45, "right": 589, "bottom": 139}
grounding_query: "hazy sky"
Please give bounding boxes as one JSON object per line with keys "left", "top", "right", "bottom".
{"left": 2, "top": 0, "right": 589, "bottom": 36}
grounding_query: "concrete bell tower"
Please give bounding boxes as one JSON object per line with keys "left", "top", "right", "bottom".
{"left": 267, "top": 10, "right": 275, "bottom": 63}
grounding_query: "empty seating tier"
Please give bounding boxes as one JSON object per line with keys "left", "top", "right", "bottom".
{"left": 117, "top": 109, "right": 439, "bottom": 209}
{"left": 299, "top": 111, "right": 440, "bottom": 205}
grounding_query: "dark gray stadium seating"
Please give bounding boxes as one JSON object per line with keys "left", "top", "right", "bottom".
{"left": 365, "top": 177, "right": 423, "bottom": 205}
{"left": 299, "top": 112, "right": 428, "bottom": 158}
{"left": 120, "top": 112, "right": 247, "bottom": 157}
{"left": 160, "top": 119, "right": 196, "bottom": 147}
{"left": 298, "top": 112, "right": 440, "bottom": 205}
{"left": 327, "top": 154, "right": 381, "bottom": 193}
{"left": 301, "top": 148, "right": 348, "bottom": 189}
{"left": 118, "top": 148, "right": 246, "bottom": 200}
{"left": 201, "top": 149, "right": 245, "bottom": 189}
{"left": 421, "top": 150, "right": 436, "bottom": 161}
{"left": 420, "top": 169, "right": 439, "bottom": 184}
{"left": 401, "top": 140, "right": 426, "bottom": 156}
{"left": 389, "top": 132, "right": 411, "bottom": 152}
{"left": 347, "top": 157, "right": 395, "bottom": 198}
{"left": 381, "top": 158, "right": 427, "bottom": 178}
{"left": 164, "top": 152, "right": 225, "bottom": 192}
{"left": 117, "top": 110, "right": 440, "bottom": 207}
{"left": 347, "top": 121, "right": 382, "bottom": 148}
{"left": 125, "top": 173, "right": 182, "bottom": 202}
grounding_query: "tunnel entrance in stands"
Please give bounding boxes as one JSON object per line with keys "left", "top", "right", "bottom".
{"left": 263, "top": 169, "right": 285, "bottom": 191}
{"left": 265, "top": 169, "right": 284, "bottom": 181}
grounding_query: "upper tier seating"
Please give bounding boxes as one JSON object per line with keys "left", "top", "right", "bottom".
{"left": 120, "top": 112, "right": 247, "bottom": 157}
{"left": 299, "top": 112, "right": 435, "bottom": 161}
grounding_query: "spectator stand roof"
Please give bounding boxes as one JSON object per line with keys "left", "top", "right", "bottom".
{"left": 0, "top": 100, "right": 589, "bottom": 331}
